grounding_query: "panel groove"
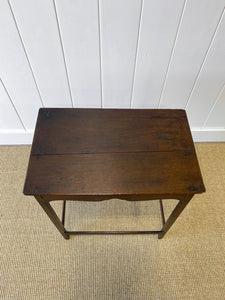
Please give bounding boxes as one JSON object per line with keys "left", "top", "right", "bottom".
{"left": 185, "top": 8, "right": 225, "bottom": 110}
{"left": 7, "top": 0, "right": 44, "bottom": 108}
{"left": 130, "top": 0, "right": 144, "bottom": 108}
{"left": 0, "top": 79, "right": 26, "bottom": 130}
{"left": 1, "top": 0, "right": 224, "bottom": 142}
{"left": 53, "top": 0, "right": 74, "bottom": 108}
{"left": 203, "top": 83, "right": 225, "bottom": 127}
{"left": 97, "top": 0, "right": 103, "bottom": 108}
{"left": 157, "top": 0, "right": 187, "bottom": 108}
{"left": 32, "top": 150, "right": 196, "bottom": 157}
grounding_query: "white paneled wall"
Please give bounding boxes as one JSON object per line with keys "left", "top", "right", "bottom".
{"left": 54, "top": 0, "right": 101, "bottom": 107}
{"left": 0, "top": 79, "right": 24, "bottom": 130}
{"left": 158, "top": 0, "right": 225, "bottom": 109}
{"left": 131, "top": 0, "right": 185, "bottom": 108}
{"left": 0, "top": 0, "right": 225, "bottom": 144}
{"left": 186, "top": 9, "right": 225, "bottom": 127}
{"left": 9, "top": 0, "right": 73, "bottom": 107}
{"left": 100, "top": 0, "right": 142, "bottom": 108}
{"left": 0, "top": 0, "right": 42, "bottom": 130}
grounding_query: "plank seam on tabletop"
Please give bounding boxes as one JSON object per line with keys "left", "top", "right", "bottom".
{"left": 53, "top": 0, "right": 74, "bottom": 108}
{"left": 130, "top": 0, "right": 144, "bottom": 108}
{"left": 184, "top": 8, "right": 225, "bottom": 110}
{"left": 202, "top": 83, "right": 225, "bottom": 127}
{"left": 98, "top": 0, "right": 103, "bottom": 108}
{"left": 7, "top": 0, "right": 44, "bottom": 108}
{"left": 157, "top": 0, "right": 187, "bottom": 108}
{"left": 0, "top": 79, "right": 26, "bottom": 131}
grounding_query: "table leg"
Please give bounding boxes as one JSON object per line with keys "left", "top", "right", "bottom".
{"left": 35, "top": 196, "right": 69, "bottom": 240}
{"left": 158, "top": 195, "right": 193, "bottom": 239}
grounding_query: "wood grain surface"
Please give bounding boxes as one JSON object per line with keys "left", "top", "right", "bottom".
{"left": 24, "top": 108, "right": 205, "bottom": 198}
{"left": 31, "top": 108, "right": 193, "bottom": 154}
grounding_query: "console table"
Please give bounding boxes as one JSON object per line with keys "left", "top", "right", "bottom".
{"left": 23, "top": 108, "right": 205, "bottom": 239}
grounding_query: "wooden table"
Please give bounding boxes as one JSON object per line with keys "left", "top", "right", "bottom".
{"left": 23, "top": 108, "right": 205, "bottom": 239}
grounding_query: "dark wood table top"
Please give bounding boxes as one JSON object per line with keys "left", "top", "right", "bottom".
{"left": 23, "top": 108, "right": 205, "bottom": 199}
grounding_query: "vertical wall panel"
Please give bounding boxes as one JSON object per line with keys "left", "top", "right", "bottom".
{"left": 159, "top": 0, "right": 225, "bottom": 108}
{"left": 132, "top": 0, "right": 184, "bottom": 108}
{"left": 205, "top": 85, "right": 225, "bottom": 128}
{"left": 0, "top": 0, "right": 225, "bottom": 143}
{"left": 100, "top": 0, "right": 142, "bottom": 108}
{"left": 54, "top": 0, "right": 101, "bottom": 108}
{"left": 0, "top": 0, "right": 42, "bottom": 130}
{"left": 186, "top": 12, "right": 225, "bottom": 127}
{"left": 9, "top": 0, "right": 72, "bottom": 107}
{"left": 0, "top": 80, "right": 24, "bottom": 130}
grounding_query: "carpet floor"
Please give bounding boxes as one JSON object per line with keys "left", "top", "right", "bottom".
{"left": 0, "top": 143, "right": 224, "bottom": 299}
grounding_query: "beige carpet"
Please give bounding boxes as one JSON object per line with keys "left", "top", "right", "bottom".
{"left": 0, "top": 144, "right": 224, "bottom": 300}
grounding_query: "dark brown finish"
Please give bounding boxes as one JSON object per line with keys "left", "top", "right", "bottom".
{"left": 24, "top": 151, "right": 204, "bottom": 196}
{"left": 35, "top": 195, "right": 69, "bottom": 240}
{"left": 58, "top": 199, "right": 165, "bottom": 236}
{"left": 66, "top": 231, "right": 161, "bottom": 235}
{"left": 61, "top": 200, "right": 66, "bottom": 226}
{"left": 158, "top": 195, "right": 193, "bottom": 239}
{"left": 159, "top": 200, "right": 166, "bottom": 226}
{"left": 31, "top": 108, "right": 194, "bottom": 155}
{"left": 23, "top": 108, "right": 205, "bottom": 239}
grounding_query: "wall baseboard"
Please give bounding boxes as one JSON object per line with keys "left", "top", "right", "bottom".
{"left": 0, "top": 130, "right": 34, "bottom": 145}
{"left": 0, "top": 128, "right": 225, "bottom": 145}
{"left": 191, "top": 128, "right": 225, "bottom": 142}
